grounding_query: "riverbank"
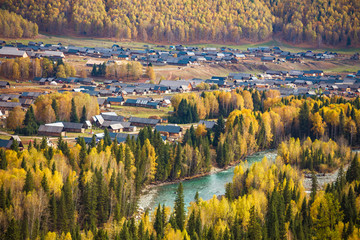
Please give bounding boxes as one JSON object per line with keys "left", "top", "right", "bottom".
{"left": 141, "top": 149, "right": 267, "bottom": 193}
{"left": 303, "top": 164, "right": 349, "bottom": 192}
{"left": 138, "top": 150, "right": 278, "bottom": 212}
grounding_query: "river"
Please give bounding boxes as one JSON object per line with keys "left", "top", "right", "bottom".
{"left": 138, "top": 150, "right": 277, "bottom": 211}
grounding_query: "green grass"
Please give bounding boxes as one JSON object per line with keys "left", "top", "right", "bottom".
{"left": 6, "top": 34, "right": 360, "bottom": 54}
{"left": 189, "top": 40, "right": 360, "bottom": 54}
{"left": 65, "top": 129, "right": 103, "bottom": 138}
{"left": 111, "top": 106, "right": 173, "bottom": 118}
{"left": 325, "top": 65, "right": 360, "bottom": 73}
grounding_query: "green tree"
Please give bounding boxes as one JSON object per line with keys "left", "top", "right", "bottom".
{"left": 248, "top": 206, "right": 262, "bottom": 240}
{"left": 70, "top": 98, "right": 79, "bottom": 123}
{"left": 23, "top": 170, "right": 35, "bottom": 194}
{"left": 80, "top": 105, "right": 87, "bottom": 123}
{"left": 174, "top": 182, "right": 185, "bottom": 230}
{"left": 346, "top": 154, "right": 360, "bottom": 183}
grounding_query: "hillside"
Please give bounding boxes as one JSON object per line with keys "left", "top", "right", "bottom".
{"left": 0, "top": 0, "right": 359, "bottom": 46}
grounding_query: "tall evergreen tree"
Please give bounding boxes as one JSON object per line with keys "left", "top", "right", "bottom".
{"left": 80, "top": 105, "right": 87, "bottom": 123}
{"left": 213, "top": 115, "right": 225, "bottom": 147}
{"left": 174, "top": 182, "right": 185, "bottom": 230}
{"left": 70, "top": 98, "right": 79, "bottom": 123}
{"left": 248, "top": 206, "right": 262, "bottom": 239}
{"left": 51, "top": 99, "right": 59, "bottom": 121}
{"left": 299, "top": 101, "right": 310, "bottom": 138}
{"left": 346, "top": 154, "right": 360, "bottom": 183}
{"left": 0, "top": 149, "right": 7, "bottom": 170}
{"left": 23, "top": 170, "right": 34, "bottom": 194}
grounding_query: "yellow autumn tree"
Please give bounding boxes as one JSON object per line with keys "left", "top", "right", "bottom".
{"left": 6, "top": 106, "right": 25, "bottom": 129}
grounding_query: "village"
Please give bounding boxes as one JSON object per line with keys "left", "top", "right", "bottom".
{"left": 0, "top": 40, "right": 359, "bottom": 149}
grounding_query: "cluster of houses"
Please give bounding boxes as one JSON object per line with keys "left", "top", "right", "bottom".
{"left": 0, "top": 40, "right": 338, "bottom": 66}
{"left": 38, "top": 111, "right": 187, "bottom": 142}
{"left": 0, "top": 91, "right": 44, "bottom": 114}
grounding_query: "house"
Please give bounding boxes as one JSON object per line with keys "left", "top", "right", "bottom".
{"left": 20, "top": 92, "right": 43, "bottom": 99}
{"left": 303, "top": 70, "right": 324, "bottom": 77}
{"left": 0, "top": 81, "right": 10, "bottom": 89}
{"left": 261, "top": 57, "right": 275, "bottom": 62}
{"left": 19, "top": 98, "right": 34, "bottom": 107}
{"left": 38, "top": 125, "right": 66, "bottom": 137}
{"left": 101, "top": 112, "right": 125, "bottom": 122}
{"left": 0, "top": 102, "right": 21, "bottom": 112}
{"left": 45, "top": 122, "right": 85, "bottom": 133}
{"left": 107, "top": 96, "right": 124, "bottom": 106}
{"left": 41, "top": 51, "right": 65, "bottom": 59}
{"left": 97, "top": 98, "right": 107, "bottom": 108}
{"left": 62, "top": 122, "right": 85, "bottom": 133}
{"left": 0, "top": 136, "right": 24, "bottom": 150}
{"left": 84, "top": 121, "right": 92, "bottom": 129}
{"left": 108, "top": 123, "right": 124, "bottom": 133}
{"left": 92, "top": 114, "right": 105, "bottom": 126}
{"left": 129, "top": 117, "right": 160, "bottom": 127}
{"left": 198, "top": 120, "right": 216, "bottom": 129}
{"left": 0, "top": 47, "right": 28, "bottom": 58}
{"left": 155, "top": 125, "right": 182, "bottom": 138}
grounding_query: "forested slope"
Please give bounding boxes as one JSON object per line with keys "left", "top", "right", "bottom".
{"left": 0, "top": 10, "right": 38, "bottom": 38}
{"left": 0, "top": 0, "right": 359, "bottom": 46}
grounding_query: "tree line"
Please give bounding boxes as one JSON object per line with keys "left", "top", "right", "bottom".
{"left": 2, "top": 0, "right": 359, "bottom": 45}
{"left": 6, "top": 92, "right": 99, "bottom": 132}
{"left": 0, "top": 9, "right": 38, "bottom": 38}
{"left": 0, "top": 58, "right": 76, "bottom": 80}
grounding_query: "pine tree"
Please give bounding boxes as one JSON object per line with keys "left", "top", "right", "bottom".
{"left": 41, "top": 174, "right": 49, "bottom": 193}
{"left": 103, "top": 128, "right": 111, "bottom": 149}
{"left": 213, "top": 115, "right": 225, "bottom": 147}
{"left": 154, "top": 204, "right": 164, "bottom": 238}
{"left": 91, "top": 64, "right": 97, "bottom": 76}
{"left": 70, "top": 98, "right": 79, "bottom": 123}
{"left": 5, "top": 218, "right": 19, "bottom": 240}
{"left": 346, "top": 154, "right": 360, "bottom": 183}
{"left": 23, "top": 170, "right": 35, "bottom": 194}
{"left": 22, "top": 106, "right": 38, "bottom": 135}
{"left": 310, "top": 171, "right": 318, "bottom": 204}
{"left": 248, "top": 206, "right": 262, "bottom": 240}
{"left": 80, "top": 105, "right": 87, "bottom": 123}
{"left": 0, "top": 149, "right": 7, "bottom": 170}
{"left": 51, "top": 99, "right": 59, "bottom": 121}
{"left": 174, "top": 182, "right": 185, "bottom": 230}
{"left": 299, "top": 101, "right": 310, "bottom": 138}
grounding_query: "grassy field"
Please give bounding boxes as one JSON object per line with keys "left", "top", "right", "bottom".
{"left": 111, "top": 105, "right": 173, "bottom": 118}
{"left": 4, "top": 34, "right": 360, "bottom": 55}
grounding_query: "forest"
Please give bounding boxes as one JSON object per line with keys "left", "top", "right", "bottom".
{"left": 0, "top": 0, "right": 359, "bottom": 45}
{"left": 1, "top": 89, "right": 360, "bottom": 239}
{"left": 0, "top": 10, "right": 38, "bottom": 38}
{"left": 0, "top": 58, "right": 155, "bottom": 81}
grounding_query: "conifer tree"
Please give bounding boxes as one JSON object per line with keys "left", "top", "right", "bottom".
{"left": 23, "top": 170, "right": 34, "bottom": 194}
{"left": 248, "top": 206, "right": 262, "bottom": 240}
{"left": 310, "top": 171, "right": 318, "bottom": 204}
{"left": 70, "top": 98, "right": 79, "bottom": 123}
{"left": 0, "top": 149, "right": 7, "bottom": 170}
{"left": 80, "top": 105, "right": 87, "bottom": 123}
{"left": 174, "top": 182, "right": 185, "bottom": 230}
{"left": 299, "top": 101, "right": 310, "bottom": 138}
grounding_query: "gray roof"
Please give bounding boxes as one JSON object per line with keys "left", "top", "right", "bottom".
{"left": 155, "top": 125, "right": 182, "bottom": 133}
{"left": 101, "top": 114, "right": 124, "bottom": 122}
{"left": 62, "top": 122, "right": 84, "bottom": 130}
{"left": 38, "top": 125, "right": 64, "bottom": 133}
{"left": 129, "top": 117, "right": 160, "bottom": 125}
{"left": 0, "top": 47, "right": 27, "bottom": 57}
{"left": 0, "top": 102, "right": 21, "bottom": 108}
{"left": 109, "top": 123, "right": 124, "bottom": 130}
{"left": 198, "top": 120, "right": 216, "bottom": 129}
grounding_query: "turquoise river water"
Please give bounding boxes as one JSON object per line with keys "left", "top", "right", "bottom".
{"left": 138, "top": 150, "right": 277, "bottom": 211}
